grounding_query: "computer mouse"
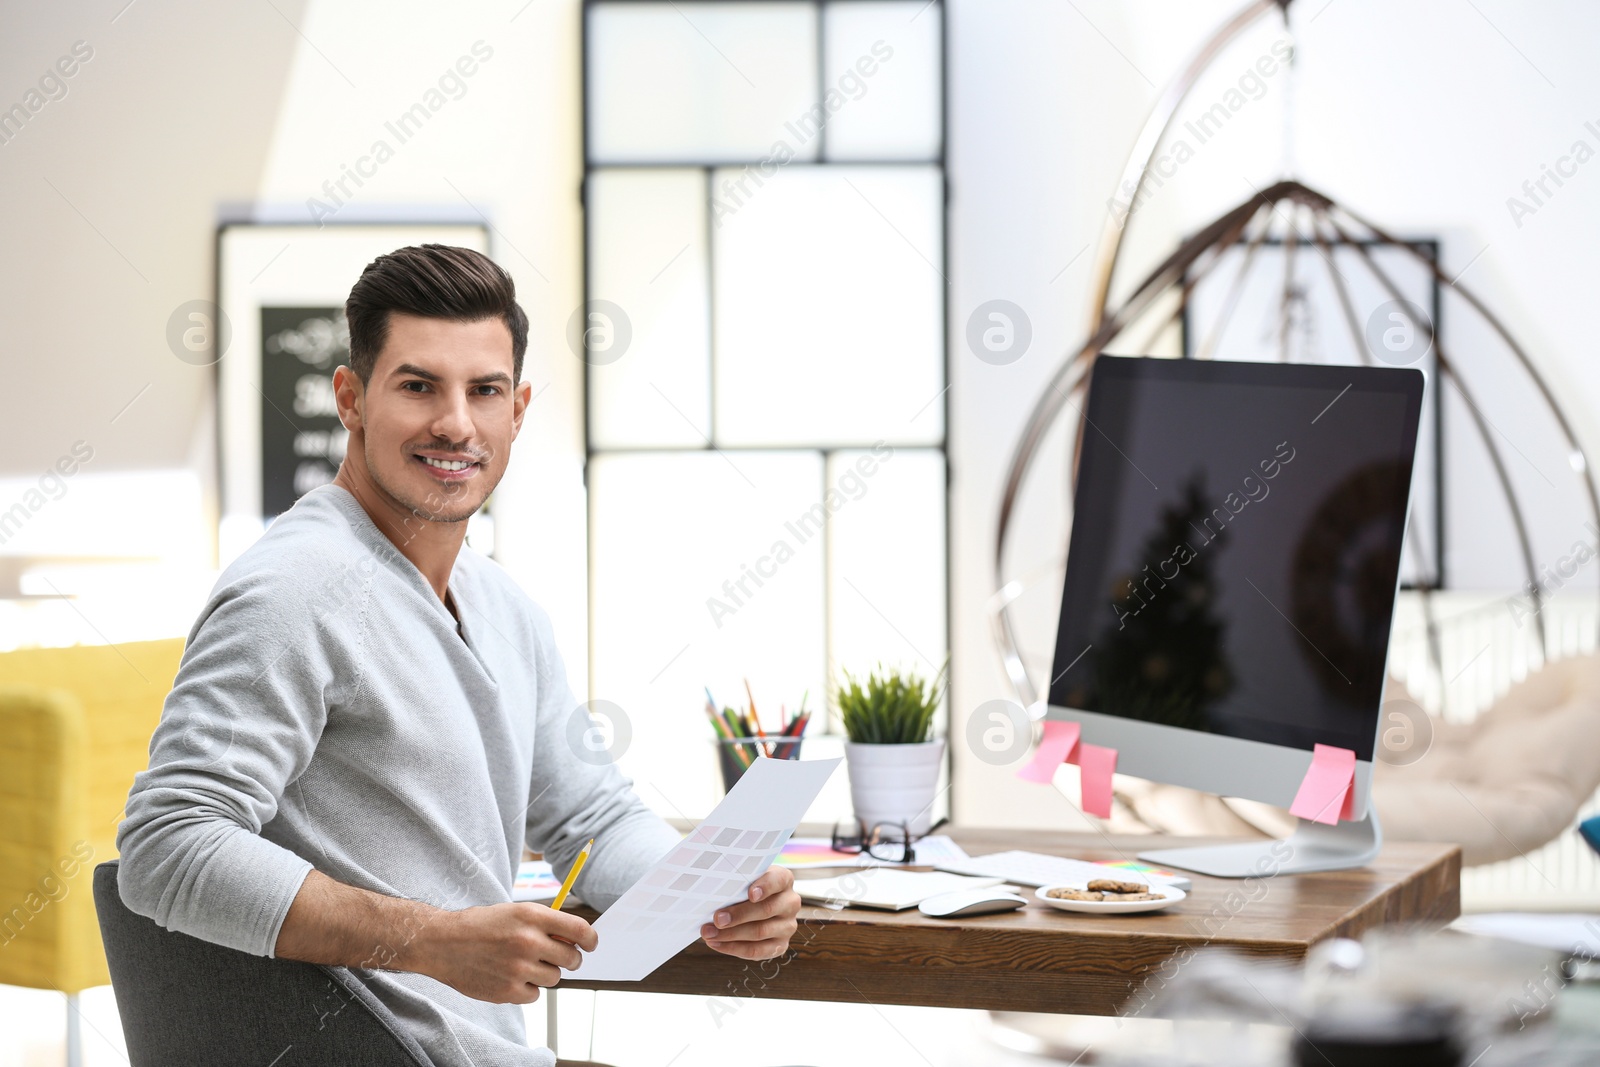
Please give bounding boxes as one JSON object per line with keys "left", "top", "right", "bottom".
{"left": 918, "top": 888, "right": 1029, "bottom": 918}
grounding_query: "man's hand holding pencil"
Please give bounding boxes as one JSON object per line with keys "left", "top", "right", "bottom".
{"left": 403, "top": 896, "right": 598, "bottom": 1005}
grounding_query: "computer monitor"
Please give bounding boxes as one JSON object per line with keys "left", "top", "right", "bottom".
{"left": 1047, "top": 356, "right": 1425, "bottom": 876}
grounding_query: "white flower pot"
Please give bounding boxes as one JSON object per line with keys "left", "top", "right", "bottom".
{"left": 844, "top": 739, "right": 946, "bottom": 837}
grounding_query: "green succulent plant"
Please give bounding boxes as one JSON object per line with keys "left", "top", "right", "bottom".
{"left": 835, "top": 663, "right": 947, "bottom": 744}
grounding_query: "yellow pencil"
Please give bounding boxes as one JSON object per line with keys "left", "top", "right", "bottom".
{"left": 550, "top": 839, "right": 594, "bottom": 910}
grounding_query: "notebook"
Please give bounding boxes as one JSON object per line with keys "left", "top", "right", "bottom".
{"left": 796, "top": 869, "right": 1005, "bottom": 911}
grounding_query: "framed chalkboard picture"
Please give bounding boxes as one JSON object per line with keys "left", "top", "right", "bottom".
{"left": 259, "top": 307, "right": 349, "bottom": 516}
{"left": 1181, "top": 237, "right": 1444, "bottom": 590}
{"left": 216, "top": 223, "right": 490, "bottom": 564}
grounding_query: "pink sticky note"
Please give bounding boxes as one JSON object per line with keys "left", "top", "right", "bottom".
{"left": 1076, "top": 743, "right": 1118, "bottom": 818}
{"left": 1289, "top": 744, "right": 1357, "bottom": 825}
{"left": 1018, "top": 720, "right": 1080, "bottom": 784}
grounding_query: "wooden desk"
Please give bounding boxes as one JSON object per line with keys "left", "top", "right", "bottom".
{"left": 561, "top": 827, "right": 1460, "bottom": 1015}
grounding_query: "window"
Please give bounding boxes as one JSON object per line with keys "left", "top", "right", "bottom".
{"left": 582, "top": 0, "right": 948, "bottom": 821}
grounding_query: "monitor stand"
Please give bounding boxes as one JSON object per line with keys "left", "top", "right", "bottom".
{"left": 1137, "top": 810, "right": 1382, "bottom": 878}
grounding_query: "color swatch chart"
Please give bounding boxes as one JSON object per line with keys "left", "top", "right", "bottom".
{"left": 566, "top": 756, "right": 839, "bottom": 982}
{"left": 620, "top": 825, "right": 792, "bottom": 928}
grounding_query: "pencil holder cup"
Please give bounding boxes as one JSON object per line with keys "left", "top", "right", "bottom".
{"left": 716, "top": 737, "right": 804, "bottom": 792}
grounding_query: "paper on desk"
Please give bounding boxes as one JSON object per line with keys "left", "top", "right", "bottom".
{"left": 563, "top": 756, "right": 840, "bottom": 982}
{"left": 904, "top": 834, "right": 970, "bottom": 864}
{"left": 775, "top": 834, "right": 970, "bottom": 868}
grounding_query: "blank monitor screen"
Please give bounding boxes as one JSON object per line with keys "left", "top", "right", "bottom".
{"left": 1048, "top": 357, "right": 1425, "bottom": 761}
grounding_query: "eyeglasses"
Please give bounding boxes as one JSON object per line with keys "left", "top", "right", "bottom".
{"left": 830, "top": 820, "right": 917, "bottom": 864}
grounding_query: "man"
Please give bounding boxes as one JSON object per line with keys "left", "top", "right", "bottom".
{"left": 118, "top": 245, "right": 801, "bottom": 1066}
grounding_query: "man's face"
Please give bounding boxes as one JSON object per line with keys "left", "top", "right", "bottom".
{"left": 341, "top": 311, "right": 527, "bottom": 524}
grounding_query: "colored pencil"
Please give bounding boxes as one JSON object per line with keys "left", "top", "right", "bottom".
{"left": 722, "top": 707, "right": 754, "bottom": 766}
{"left": 704, "top": 684, "right": 816, "bottom": 763}
{"left": 705, "top": 694, "right": 753, "bottom": 768}
{"left": 744, "top": 678, "right": 772, "bottom": 757}
{"left": 704, "top": 703, "right": 733, "bottom": 741}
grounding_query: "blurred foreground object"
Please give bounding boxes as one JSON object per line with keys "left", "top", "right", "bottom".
{"left": 1088, "top": 927, "right": 1600, "bottom": 1066}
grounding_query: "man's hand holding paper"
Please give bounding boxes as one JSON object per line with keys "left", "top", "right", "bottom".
{"left": 562, "top": 757, "right": 840, "bottom": 983}
{"left": 700, "top": 866, "right": 802, "bottom": 960}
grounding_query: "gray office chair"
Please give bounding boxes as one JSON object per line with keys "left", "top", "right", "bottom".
{"left": 93, "top": 859, "right": 436, "bottom": 1066}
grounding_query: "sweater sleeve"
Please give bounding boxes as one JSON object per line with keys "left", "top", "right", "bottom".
{"left": 522, "top": 605, "right": 680, "bottom": 911}
{"left": 116, "top": 565, "right": 358, "bottom": 957}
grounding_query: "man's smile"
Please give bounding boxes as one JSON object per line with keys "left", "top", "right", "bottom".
{"left": 414, "top": 451, "right": 482, "bottom": 481}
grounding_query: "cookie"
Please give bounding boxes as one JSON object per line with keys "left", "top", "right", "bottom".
{"left": 1045, "top": 888, "right": 1105, "bottom": 901}
{"left": 1087, "top": 879, "right": 1149, "bottom": 894}
{"left": 1106, "top": 892, "right": 1163, "bottom": 902}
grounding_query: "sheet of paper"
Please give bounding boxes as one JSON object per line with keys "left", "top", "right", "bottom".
{"left": 563, "top": 756, "right": 840, "bottom": 982}
{"left": 1289, "top": 743, "right": 1356, "bottom": 825}
{"left": 907, "top": 834, "right": 969, "bottom": 865}
{"left": 1076, "top": 743, "right": 1118, "bottom": 819}
{"left": 796, "top": 870, "right": 1003, "bottom": 911}
{"left": 1018, "top": 720, "right": 1080, "bottom": 784}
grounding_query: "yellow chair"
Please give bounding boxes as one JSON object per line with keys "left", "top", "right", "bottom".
{"left": 0, "top": 638, "right": 185, "bottom": 1063}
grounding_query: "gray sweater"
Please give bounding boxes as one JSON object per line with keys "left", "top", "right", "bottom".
{"left": 117, "top": 484, "right": 679, "bottom": 1066}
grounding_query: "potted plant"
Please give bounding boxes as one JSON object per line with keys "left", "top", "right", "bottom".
{"left": 836, "top": 663, "right": 947, "bottom": 837}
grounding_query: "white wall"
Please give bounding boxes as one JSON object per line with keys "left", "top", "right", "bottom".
{"left": 0, "top": 1, "right": 305, "bottom": 647}
{"left": 0, "top": 0, "right": 590, "bottom": 669}
{"left": 0, "top": 1, "right": 302, "bottom": 476}
{"left": 248, "top": 0, "right": 591, "bottom": 674}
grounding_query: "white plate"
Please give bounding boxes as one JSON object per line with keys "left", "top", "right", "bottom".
{"left": 1034, "top": 883, "right": 1186, "bottom": 914}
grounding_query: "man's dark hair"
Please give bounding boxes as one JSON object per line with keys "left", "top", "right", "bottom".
{"left": 344, "top": 244, "right": 529, "bottom": 383}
